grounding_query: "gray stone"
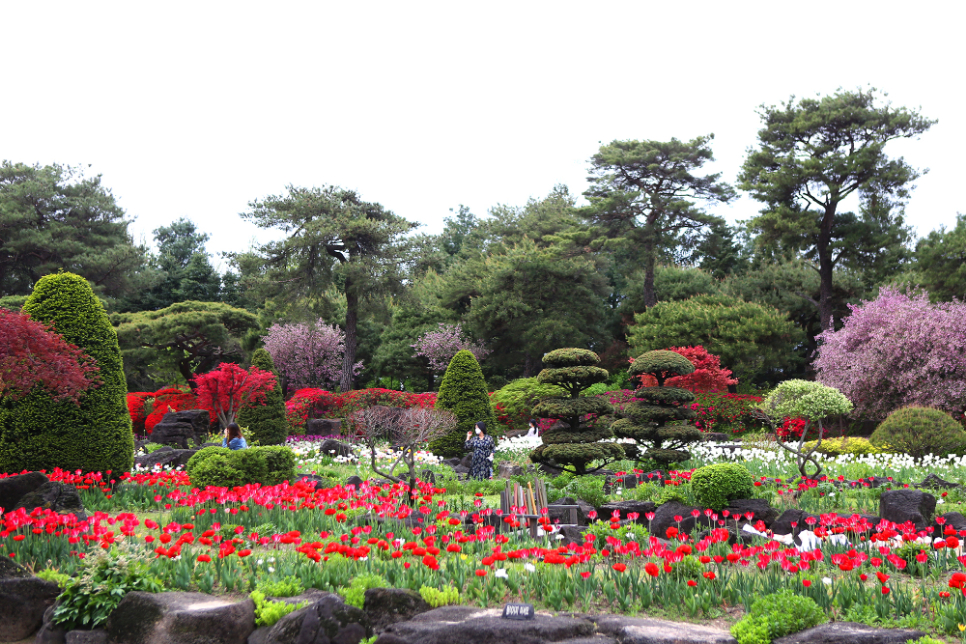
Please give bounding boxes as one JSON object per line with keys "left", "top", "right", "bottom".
{"left": 598, "top": 500, "right": 657, "bottom": 527}
{"left": 650, "top": 501, "right": 712, "bottom": 539}
{"left": 0, "top": 574, "right": 60, "bottom": 641}
{"left": 306, "top": 418, "right": 343, "bottom": 436}
{"left": 772, "top": 621, "right": 925, "bottom": 644}
{"left": 497, "top": 462, "right": 525, "bottom": 478}
{"left": 0, "top": 554, "right": 32, "bottom": 579}
{"left": 106, "top": 591, "right": 255, "bottom": 644}
{"left": 460, "top": 454, "right": 474, "bottom": 469}
{"left": 879, "top": 489, "right": 936, "bottom": 529}
{"left": 14, "top": 481, "right": 86, "bottom": 519}
{"left": 918, "top": 473, "right": 960, "bottom": 489}
{"left": 380, "top": 605, "right": 595, "bottom": 644}
{"left": 364, "top": 588, "right": 431, "bottom": 632}
{"left": 345, "top": 475, "right": 365, "bottom": 488}
{"left": 441, "top": 458, "right": 462, "bottom": 469}
{"left": 35, "top": 605, "right": 66, "bottom": 644}
{"left": 253, "top": 591, "right": 370, "bottom": 644}
{"left": 453, "top": 465, "right": 470, "bottom": 475}
{"left": 150, "top": 410, "right": 211, "bottom": 448}
{"left": 937, "top": 512, "right": 966, "bottom": 534}
{"left": 593, "top": 615, "right": 736, "bottom": 644}
{"left": 65, "top": 629, "right": 108, "bottom": 644}
{"left": 298, "top": 474, "right": 335, "bottom": 488}
{"left": 722, "top": 498, "right": 779, "bottom": 528}
{"left": 134, "top": 449, "right": 198, "bottom": 470}
{"left": 549, "top": 497, "right": 597, "bottom": 525}
{"left": 318, "top": 438, "right": 352, "bottom": 458}
{"left": 771, "top": 509, "right": 818, "bottom": 536}
{"left": 419, "top": 469, "right": 436, "bottom": 484}
{"left": 701, "top": 432, "right": 730, "bottom": 442}
{"left": 0, "top": 471, "right": 49, "bottom": 512}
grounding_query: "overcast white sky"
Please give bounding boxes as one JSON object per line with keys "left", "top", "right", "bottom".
{"left": 2, "top": 2, "right": 962, "bottom": 267}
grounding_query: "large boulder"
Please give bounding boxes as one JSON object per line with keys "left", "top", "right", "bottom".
{"left": 134, "top": 449, "right": 197, "bottom": 470}
{"left": 0, "top": 558, "right": 60, "bottom": 641}
{"left": 593, "top": 615, "right": 736, "bottom": 643}
{"left": 497, "top": 462, "right": 525, "bottom": 478}
{"left": 248, "top": 591, "right": 370, "bottom": 644}
{"left": 598, "top": 501, "right": 657, "bottom": 527}
{"left": 14, "top": 481, "right": 86, "bottom": 519}
{"left": 106, "top": 591, "right": 255, "bottom": 644}
{"left": 772, "top": 622, "right": 925, "bottom": 644}
{"left": 650, "top": 502, "right": 712, "bottom": 539}
{"left": 318, "top": 439, "right": 352, "bottom": 459}
{"left": 879, "top": 489, "right": 936, "bottom": 529}
{"left": 378, "top": 605, "right": 596, "bottom": 644}
{"left": 35, "top": 604, "right": 67, "bottom": 644}
{"left": 549, "top": 497, "right": 598, "bottom": 526}
{"left": 0, "top": 471, "right": 49, "bottom": 512}
{"left": 771, "top": 509, "right": 818, "bottom": 537}
{"left": 307, "top": 419, "right": 342, "bottom": 436}
{"left": 150, "top": 410, "right": 211, "bottom": 448}
{"left": 722, "top": 498, "right": 779, "bottom": 529}
{"left": 364, "top": 588, "right": 431, "bottom": 633}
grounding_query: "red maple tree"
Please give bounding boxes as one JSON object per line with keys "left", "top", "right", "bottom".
{"left": 0, "top": 309, "right": 101, "bottom": 403}
{"left": 193, "top": 363, "right": 275, "bottom": 428}
{"left": 631, "top": 345, "right": 737, "bottom": 393}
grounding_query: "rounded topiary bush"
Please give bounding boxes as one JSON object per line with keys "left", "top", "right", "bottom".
{"left": 0, "top": 272, "right": 134, "bottom": 474}
{"left": 429, "top": 350, "right": 496, "bottom": 458}
{"left": 186, "top": 445, "right": 296, "bottom": 488}
{"left": 690, "top": 463, "right": 755, "bottom": 510}
{"left": 236, "top": 349, "right": 289, "bottom": 445}
{"left": 871, "top": 406, "right": 966, "bottom": 460}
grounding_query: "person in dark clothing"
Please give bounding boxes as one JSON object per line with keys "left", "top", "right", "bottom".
{"left": 464, "top": 421, "right": 495, "bottom": 480}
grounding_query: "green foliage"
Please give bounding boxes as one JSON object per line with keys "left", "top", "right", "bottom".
{"left": 691, "top": 463, "right": 755, "bottom": 510}
{"left": 237, "top": 349, "right": 289, "bottom": 446}
{"left": 52, "top": 547, "right": 162, "bottom": 630}
{"left": 430, "top": 350, "right": 495, "bottom": 457}
{"left": 802, "top": 437, "right": 888, "bottom": 456}
{"left": 761, "top": 380, "right": 854, "bottom": 423}
{"left": 36, "top": 568, "right": 71, "bottom": 588}
{"left": 256, "top": 575, "right": 304, "bottom": 598}
{"left": 628, "top": 350, "right": 695, "bottom": 382}
{"left": 0, "top": 272, "right": 134, "bottom": 475}
{"left": 339, "top": 573, "right": 388, "bottom": 609}
{"left": 914, "top": 213, "right": 966, "bottom": 303}
{"left": 583, "top": 519, "right": 647, "bottom": 545}
{"left": 250, "top": 590, "right": 309, "bottom": 627}
{"left": 627, "top": 294, "right": 802, "bottom": 385}
{"left": 419, "top": 586, "right": 460, "bottom": 608}
{"left": 491, "top": 377, "right": 566, "bottom": 428}
{"left": 542, "top": 348, "right": 601, "bottom": 368}
{"left": 730, "top": 589, "right": 824, "bottom": 644}
{"left": 186, "top": 445, "right": 296, "bottom": 488}
{"left": 871, "top": 406, "right": 966, "bottom": 460}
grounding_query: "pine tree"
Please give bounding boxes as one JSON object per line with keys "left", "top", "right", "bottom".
{"left": 236, "top": 348, "right": 290, "bottom": 445}
{"left": 429, "top": 350, "right": 495, "bottom": 457}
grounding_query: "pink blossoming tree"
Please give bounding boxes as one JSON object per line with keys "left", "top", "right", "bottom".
{"left": 814, "top": 287, "right": 966, "bottom": 420}
{"left": 412, "top": 323, "right": 489, "bottom": 373}
{"left": 263, "top": 320, "right": 363, "bottom": 392}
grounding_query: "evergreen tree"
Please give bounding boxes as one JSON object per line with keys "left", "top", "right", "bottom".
{"left": 529, "top": 348, "right": 624, "bottom": 475}
{"left": 236, "top": 348, "right": 290, "bottom": 445}
{"left": 0, "top": 272, "right": 134, "bottom": 474}
{"left": 429, "top": 350, "right": 495, "bottom": 457}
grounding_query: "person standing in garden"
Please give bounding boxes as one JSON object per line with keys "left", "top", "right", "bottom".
{"left": 222, "top": 423, "right": 249, "bottom": 450}
{"left": 464, "top": 421, "right": 495, "bottom": 479}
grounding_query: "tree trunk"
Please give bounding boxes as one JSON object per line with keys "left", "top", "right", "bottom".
{"left": 642, "top": 238, "right": 657, "bottom": 309}
{"left": 340, "top": 278, "right": 358, "bottom": 392}
{"left": 523, "top": 353, "right": 539, "bottom": 377}
{"left": 817, "top": 206, "right": 836, "bottom": 331}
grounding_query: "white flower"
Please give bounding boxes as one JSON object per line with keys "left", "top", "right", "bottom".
{"left": 268, "top": 567, "right": 275, "bottom": 573}
{"left": 822, "top": 577, "right": 832, "bottom": 586}
{"left": 257, "top": 559, "right": 264, "bottom": 565}
{"left": 495, "top": 569, "right": 508, "bottom": 579}
{"left": 524, "top": 563, "right": 536, "bottom": 573}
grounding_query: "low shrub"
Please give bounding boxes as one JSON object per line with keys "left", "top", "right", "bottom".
{"left": 870, "top": 406, "right": 966, "bottom": 460}
{"left": 339, "top": 573, "right": 388, "bottom": 608}
{"left": 186, "top": 445, "right": 296, "bottom": 488}
{"left": 731, "top": 589, "right": 824, "bottom": 644}
{"left": 690, "top": 392, "right": 765, "bottom": 436}
{"left": 801, "top": 436, "right": 887, "bottom": 456}
{"left": 251, "top": 590, "right": 308, "bottom": 627}
{"left": 256, "top": 575, "right": 304, "bottom": 598}
{"left": 419, "top": 586, "right": 460, "bottom": 608}
{"left": 690, "top": 463, "right": 754, "bottom": 510}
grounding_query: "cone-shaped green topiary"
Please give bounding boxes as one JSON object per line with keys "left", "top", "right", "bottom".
{"left": 871, "top": 406, "right": 966, "bottom": 460}
{"left": 613, "top": 349, "right": 700, "bottom": 467}
{"left": 0, "top": 272, "right": 134, "bottom": 474}
{"left": 529, "top": 348, "right": 624, "bottom": 475}
{"left": 236, "top": 348, "right": 290, "bottom": 445}
{"left": 429, "top": 350, "right": 496, "bottom": 457}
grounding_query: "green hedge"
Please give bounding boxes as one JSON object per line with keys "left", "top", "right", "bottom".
{"left": 691, "top": 463, "right": 755, "bottom": 511}
{"left": 236, "top": 349, "right": 289, "bottom": 446}
{"left": 0, "top": 272, "right": 133, "bottom": 474}
{"left": 186, "top": 445, "right": 296, "bottom": 489}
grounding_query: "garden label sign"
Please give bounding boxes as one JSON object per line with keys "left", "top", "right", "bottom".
{"left": 502, "top": 603, "right": 535, "bottom": 620}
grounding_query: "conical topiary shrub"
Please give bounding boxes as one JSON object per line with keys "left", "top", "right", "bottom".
{"left": 529, "top": 348, "right": 624, "bottom": 475}
{"left": 612, "top": 350, "right": 701, "bottom": 467}
{"left": 429, "top": 350, "right": 496, "bottom": 458}
{"left": 236, "top": 348, "right": 290, "bottom": 445}
{"left": 0, "top": 272, "right": 134, "bottom": 474}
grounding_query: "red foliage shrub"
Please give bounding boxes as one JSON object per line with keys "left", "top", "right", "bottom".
{"left": 193, "top": 363, "right": 275, "bottom": 428}
{"left": 690, "top": 393, "right": 764, "bottom": 436}
{"left": 632, "top": 346, "right": 737, "bottom": 393}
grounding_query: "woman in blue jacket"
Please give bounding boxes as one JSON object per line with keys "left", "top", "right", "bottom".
{"left": 222, "top": 423, "right": 248, "bottom": 450}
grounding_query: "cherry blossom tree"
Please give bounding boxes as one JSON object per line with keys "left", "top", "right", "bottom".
{"left": 814, "top": 288, "right": 966, "bottom": 420}
{"left": 412, "top": 323, "right": 489, "bottom": 373}
{"left": 0, "top": 309, "right": 101, "bottom": 403}
{"left": 193, "top": 363, "right": 276, "bottom": 428}
{"left": 263, "top": 320, "right": 362, "bottom": 392}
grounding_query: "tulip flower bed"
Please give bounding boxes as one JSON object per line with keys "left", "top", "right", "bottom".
{"left": 6, "top": 444, "right": 966, "bottom": 638}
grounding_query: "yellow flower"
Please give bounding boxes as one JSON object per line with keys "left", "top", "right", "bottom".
{"left": 959, "top": 624, "right": 965, "bottom": 632}
{"left": 460, "top": 554, "right": 467, "bottom": 561}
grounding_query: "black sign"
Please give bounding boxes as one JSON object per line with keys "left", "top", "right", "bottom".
{"left": 502, "top": 603, "right": 535, "bottom": 620}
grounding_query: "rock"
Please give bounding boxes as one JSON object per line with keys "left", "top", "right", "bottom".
{"left": 0, "top": 471, "right": 49, "bottom": 512}
{"left": 701, "top": 432, "right": 730, "bottom": 442}
{"left": 0, "top": 568, "right": 60, "bottom": 641}
{"left": 297, "top": 474, "right": 334, "bottom": 488}
{"left": 497, "top": 462, "right": 525, "bottom": 478}
{"left": 918, "top": 473, "right": 960, "bottom": 489}
{"left": 345, "top": 475, "right": 365, "bottom": 488}
{"left": 937, "top": 512, "right": 966, "bottom": 534}
{"left": 607, "top": 474, "right": 639, "bottom": 490}
{"left": 364, "top": 588, "right": 431, "bottom": 632}
{"left": 650, "top": 502, "right": 711, "bottom": 539}
{"left": 134, "top": 449, "right": 197, "bottom": 470}
{"left": 460, "top": 454, "right": 474, "bottom": 469}
{"left": 772, "top": 621, "right": 925, "bottom": 644}
{"left": 880, "top": 489, "right": 936, "bottom": 529}
{"left": 14, "top": 481, "right": 86, "bottom": 519}
{"left": 35, "top": 604, "right": 67, "bottom": 644}
{"left": 453, "top": 465, "right": 470, "bottom": 475}
{"left": 0, "top": 554, "right": 32, "bottom": 579}
{"left": 380, "top": 605, "right": 596, "bottom": 644}
{"left": 65, "top": 629, "right": 109, "bottom": 644}
{"left": 419, "top": 469, "right": 436, "bottom": 484}
{"left": 306, "top": 418, "right": 342, "bottom": 436}
{"left": 318, "top": 438, "right": 352, "bottom": 458}
{"left": 771, "top": 509, "right": 818, "bottom": 536}
{"left": 150, "top": 410, "right": 211, "bottom": 448}
{"left": 441, "top": 458, "right": 462, "bottom": 469}
{"left": 722, "top": 499, "right": 779, "bottom": 528}
{"left": 254, "top": 591, "right": 370, "bottom": 644}
{"left": 593, "top": 615, "right": 736, "bottom": 643}
{"left": 867, "top": 476, "right": 900, "bottom": 489}
{"left": 556, "top": 524, "right": 587, "bottom": 546}
{"left": 694, "top": 524, "right": 764, "bottom": 547}
{"left": 598, "top": 501, "right": 657, "bottom": 527}
{"left": 549, "top": 497, "right": 597, "bottom": 525}
{"left": 106, "top": 591, "right": 255, "bottom": 644}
